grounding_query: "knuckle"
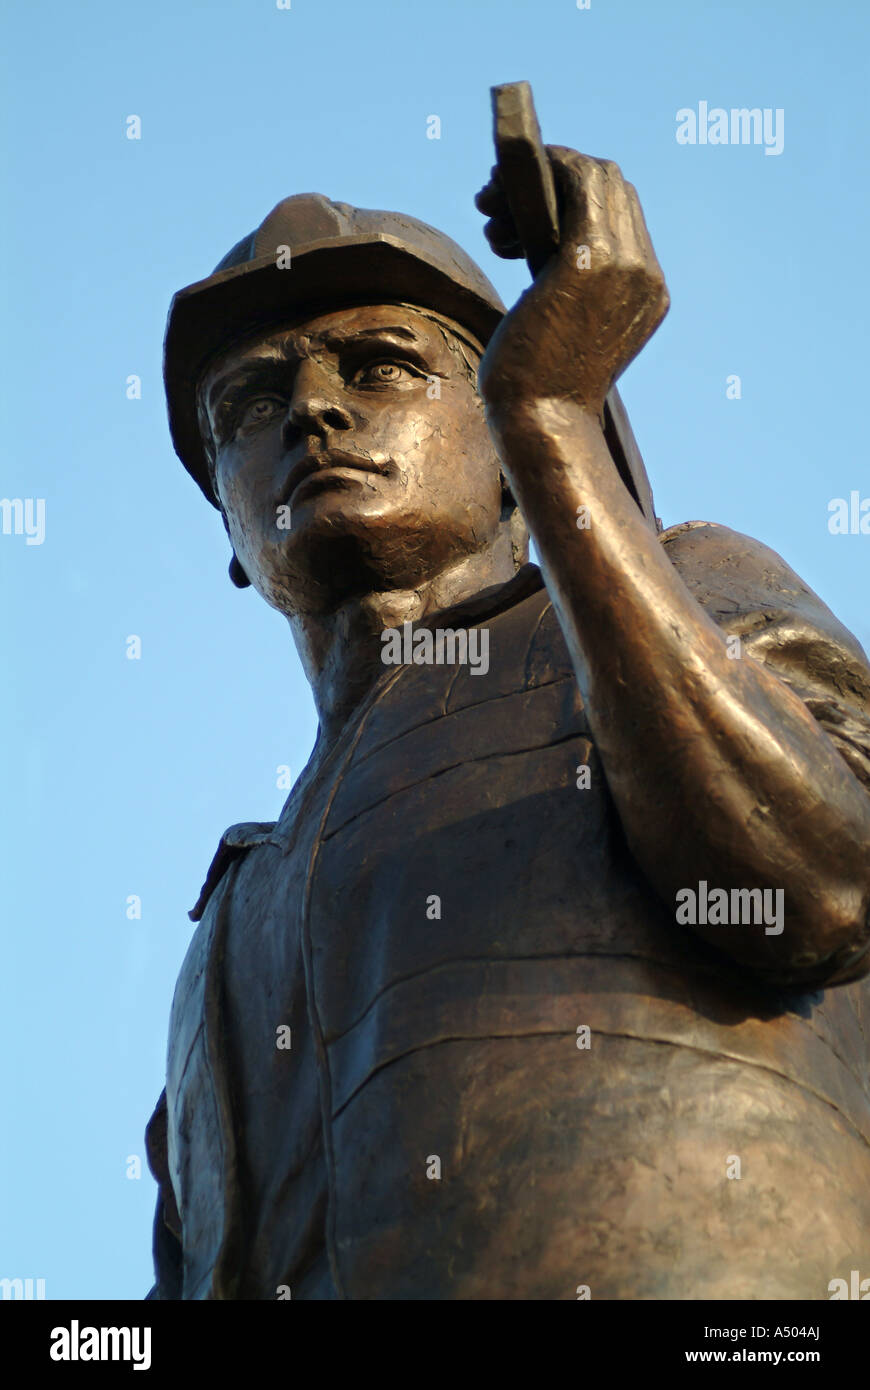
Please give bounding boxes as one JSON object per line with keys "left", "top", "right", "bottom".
{"left": 548, "top": 145, "right": 598, "bottom": 179}
{"left": 597, "top": 158, "right": 623, "bottom": 181}
{"left": 585, "top": 233, "right": 613, "bottom": 262}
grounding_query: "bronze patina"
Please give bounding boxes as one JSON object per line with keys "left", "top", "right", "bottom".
{"left": 146, "top": 91, "right": 870, "bottom": 1300}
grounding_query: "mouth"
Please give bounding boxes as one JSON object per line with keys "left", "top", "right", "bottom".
{"left": 280, "top": 441, "right": 387, "bottom": 505}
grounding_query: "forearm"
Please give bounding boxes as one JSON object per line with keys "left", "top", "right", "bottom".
{"left": 490, "top": 397, "right": 870, "bottom": 983}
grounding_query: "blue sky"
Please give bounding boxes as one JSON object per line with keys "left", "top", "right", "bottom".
{"left": 2, "top": 0, "right": 868, "bottom": 1299}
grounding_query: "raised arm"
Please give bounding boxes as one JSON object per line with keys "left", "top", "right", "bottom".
{"left": 477, "top": 147, "right": 870, "bottom": 988}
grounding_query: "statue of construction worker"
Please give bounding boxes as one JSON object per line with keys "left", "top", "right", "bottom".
{"left": 146, "top": 148, "right": 870, "bottom": 1300}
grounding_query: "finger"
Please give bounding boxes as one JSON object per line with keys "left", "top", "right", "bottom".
{"left": 598, "top": 161, "right": 644, "bottom": 265}
{"left": 474, "top": 181, "right": 511, "bottom": 216}
{"left": 622, "top": 179, "right": 657, "bottom": 261}
{"left": 484, "top": 213, "right": 519, "bottom": 243}
{"left": 483, "top": 218, "right": 524, "bottom": 259}
{"left": 474, "top": 165, "right": 506, "bottom": 213}
{"left": 545, "top": 146, "right": 611, "bottom": 251}
{"left": 594, "top": 158, "right": 624, "bottom": 183}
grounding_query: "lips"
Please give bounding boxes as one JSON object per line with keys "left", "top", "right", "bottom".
{"left": 280, "top": 443, "right": 385, "bottom": 504}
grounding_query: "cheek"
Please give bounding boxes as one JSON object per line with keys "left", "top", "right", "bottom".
{"left": 215, "top": 445, "right": 284, "bottom": 573}
{"left": 430, "top": 400, "right": 502, "bottom": 513}
{"left": 217, "top": 436, "right": 280, "bottom": 516}
{"left": 382, "top": 393, "right": 499, "bottom": 497}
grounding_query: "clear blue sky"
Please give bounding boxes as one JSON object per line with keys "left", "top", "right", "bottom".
{"left": 2, "top": 0, "right": 868, "bottom": 1299}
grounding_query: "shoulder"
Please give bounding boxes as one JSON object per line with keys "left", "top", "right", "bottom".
{"left": 660, "top": 518, "right": 817, "bottom": 606}
{"left": 661, "top": 521, "right": 870, "bottom": 786}
{"left": 659, "top": 519, "right": 868, "bottom": 666}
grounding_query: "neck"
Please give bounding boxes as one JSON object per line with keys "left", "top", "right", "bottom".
{"left": 290, "top": 541, "right": 518, "bottom": 742}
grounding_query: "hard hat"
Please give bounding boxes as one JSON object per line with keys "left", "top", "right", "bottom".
{"left": 164, "top": 193, "right": 506, "bottom": 506}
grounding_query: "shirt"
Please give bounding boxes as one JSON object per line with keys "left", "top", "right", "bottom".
{"left": 146, "top": 520, "right": 870, "bottom": 1300}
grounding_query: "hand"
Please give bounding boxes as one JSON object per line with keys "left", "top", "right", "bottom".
{"left": 475, "top": 147, "right": 669, "bottom": 417}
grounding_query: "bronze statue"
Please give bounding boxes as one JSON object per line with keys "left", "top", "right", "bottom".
{"left": 146, "top": 87, "right": 870, "bottom": 1300}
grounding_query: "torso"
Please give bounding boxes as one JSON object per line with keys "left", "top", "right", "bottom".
{"left": 168, "top": 561, "right": 870, "bottom": 1299}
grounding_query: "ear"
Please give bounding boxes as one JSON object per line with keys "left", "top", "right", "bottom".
{"left": 228, "top": 554, "right": 251, "bottom": 589}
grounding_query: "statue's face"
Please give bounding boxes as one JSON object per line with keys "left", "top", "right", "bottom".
{"left": 201, "top": 303, "right": 507, "bottom": 612}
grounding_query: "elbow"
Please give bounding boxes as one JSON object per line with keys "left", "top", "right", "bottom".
{"left": 747, "top": 887, "right": 870, "bottom": 990}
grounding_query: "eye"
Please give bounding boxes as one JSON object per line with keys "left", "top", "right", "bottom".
{"left": 351, "top": 360, "right": 420, "bottom": 388}
{"left": 238, "top": 396, "right": 285, "bottom": 430}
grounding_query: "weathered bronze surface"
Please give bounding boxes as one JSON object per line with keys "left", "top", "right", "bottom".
{"left": 146, "top": 90, "right": 870, "bottom": 1300}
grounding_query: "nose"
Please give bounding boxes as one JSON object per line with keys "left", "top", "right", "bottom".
{"left": 282, "top": 358, "right": 354, "bottom": 446}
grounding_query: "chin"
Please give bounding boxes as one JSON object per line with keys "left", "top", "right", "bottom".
{"left": 267, "top": 509, "right": 457, "bottom": 602}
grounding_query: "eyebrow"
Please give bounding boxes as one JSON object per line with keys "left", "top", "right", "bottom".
{"left": 205, "top": 325, "right": 429, "bottom": 412}
{"left": 329, "top": 325, "right": 421, "bottom": 345}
